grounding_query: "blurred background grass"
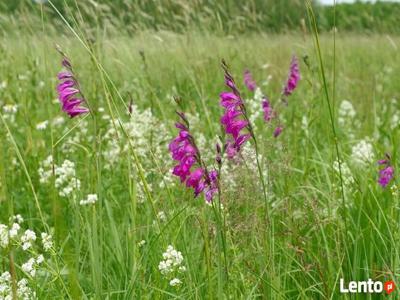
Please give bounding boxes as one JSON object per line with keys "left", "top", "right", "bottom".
{"left": 1, "top": 0, "right": 400, "bottom": 36}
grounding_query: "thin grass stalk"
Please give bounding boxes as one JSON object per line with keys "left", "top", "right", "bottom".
{"left": 305, "top": 1, "right": 347, "bottom": 234}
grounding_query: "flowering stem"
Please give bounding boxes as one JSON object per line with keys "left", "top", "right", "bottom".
{"left": 211, "top": 184, "right": 229, "bottom": 295}
{"left": 216, "top": 166, "right": 229, "bottom": 285}
{"left": 251, "top": 134, "right": 269, "bottom": 218}
{"left": 9, "top": 251, "right": 17, "bottom": 300}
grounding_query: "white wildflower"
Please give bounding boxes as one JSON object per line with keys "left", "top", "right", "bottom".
{"left": 333, "top": 160, "right": 355, "bottom": 187}
{"left": 351, "top": 139, "right": 374, "bottom": 165}
{"left": 41, "top": 232, "right": 53, "bottom": 251}
{"left": 55, "top": 160, "right": 81, "bottom": 197}
{"left": 17, "top": 278, "right": 35, "bottom": 299}
{"left": 158, "top": 245, "right": 184, "bottom": 276}
{"left": 80, "top": 194, "right": 98, "bottom": 206}
{"left": 36, "top": 254, "right": 44, "bottom": 264}
{"left": 0, "top": 224, "right": 9, "bottom": 248}
{"left": 2, "top": 104, "right": 18, "bottom": 114}
{"left": 0, "top": 271, "right": 11, "bottom": 299}
{"left": 2, "top": 104, "right": 18, "bottom": 123}
{"left": 21, "top": 258, "right": 36, "bottom": 277}
{"left": 8, "top": 223, "right": 20, "bottom": 238}
{"left": 21, "top": 229, "right": 36, "bottom": 251}
{"left": 157, "top": 211, "right": 167, "bottom": 222}
{"left": 52, "top": 116, "right": 65, "bottom": 127}
{"left": 169, "top": 278, "right": 182, "bottom": 287}
{"left": 12, "top": 214, "right": 24, "bottom": 224}
{"left": 36, "top": 120, "right": 49, "bottom": 130}
{"left": 38, "top": 155, "right": 53, "bottom": 184}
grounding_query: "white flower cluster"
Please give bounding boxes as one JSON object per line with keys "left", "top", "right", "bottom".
{"left": 0, "top": 224, "right": 9, "bottom": 248}
{"left": 21, "top": 230, "right": 36, "bottom": 251}
{"left": 338, "top": 100, "right": 356, "bottom": 125}
{"left": 21, "top": 255, "right": 44, "bottom": 277}
{"left": 79, "top": 194, "right": 98, "bottom": 206}
{"left": 38, "top": 155, "right": 53, "bottom": 184}
{"left": 338, "top": 100, "right": 359, "bottom": 139}
{"left": 0, "top": 215, "right": 53, "bottom": 253}
{"left": 54, "top": 160, "right": 81, "bottom": 197}
{"left": 158, "top": 245, "right": 186, "bottom": 287}
{"left": 102, "top": 105, "right": 169, "bottom": 174}
{"left": 60, "top": 120, "right": 89, "bottom": 154}
{"left": 157, "top": 211, "right": 167, "bottom": 222}
{"left": 0, "top": 215, "right": 53, "bottom": 299}
{"left": 2, "top": 104, "right": 18, "bottom": 123}
{"left": 247, "top": 87, "right": 264, "bottom": 125}
{"left": 333, "top": 160, "right": 355, "bottom": 188}
{"left": 351, "top": 139, "right": 374, "bottom": 165}
{"left": 36, "top": 120, "right": 49, "bottom": 131}
{"left": 41, "top": 233, "right": 53, "bottom": 252}
{"left": 0, "top": 272, "right": 36, "bottom": 300}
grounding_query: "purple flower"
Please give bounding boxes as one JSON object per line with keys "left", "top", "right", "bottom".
{"left": 243, "top": 69, "right": 256, "bottom": 92}
{"left": 283, "top": 55, "right": 300, "bottom": 97}
{"left": 378, "top": 166, "right": 394, "bottom": 187}
{"left": 273, "top": 126, "right": 283, "bottom": 138}
{"left": 262, "top": 98, "right": 274, "bottom": 122}
{"left": 56, "top": 57, "right": 89, "bottom": 118}
{"left": 377, "top": 156, "right": 394, "bottom": 187}
{"left": 169, "top": 115, "right": 219, "bottom": 201}
{"left": 204, "top": 170, "right": 218, "bottom": 203}
{"left": 220, "top": 69, "right": 250, "bottom": 158}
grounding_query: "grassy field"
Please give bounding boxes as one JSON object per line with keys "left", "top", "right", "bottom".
{"left": 1, "top": 4, "right": 400, "bottom": 299}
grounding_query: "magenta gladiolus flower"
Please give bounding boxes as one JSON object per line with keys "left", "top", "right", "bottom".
{"left": 378, "top": 166, "right": 394, "bottom": 187}
{"left": 262, "top": 98, "right": 274, "bottom": 122}
{"left": 56, "top": 56, "right": 89, "bottom": 118}
{"left": 169, "top": 113, "right": 218, "bottom": 202}
{"left": 377, "top": 155, "right": 394, "bottom": 187}
{"left": 220, "top": 66, "right": 251, "bottom": 158}
{"left": 283, "top": 55, "right": 300, "bottom": 97}
{"left": 243, "top": 69, "right": 256, "bottom": 92}
{"left": 273, "top": 126, "right": 283, "bottom": 138}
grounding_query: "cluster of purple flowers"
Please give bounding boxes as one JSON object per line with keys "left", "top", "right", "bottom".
{"left": 243, "top": 69, "right": 256, "bottom": 92}
{"left": 244, "top": 55, "right": 300, "bottom": 138}
{"left": 56, "top": 56, "right": 89, "bottom": 118}
{"left": 283, "top": 56, "right": 301, "bottom": 97}
{"left": 378, "top": 155, "right": 394, "bottom": 188}
{"left": 169, "top": 114, "right": 218, "bottom": 202}
{"left": 220, "top": 66, "right": 251, "bottom": 159}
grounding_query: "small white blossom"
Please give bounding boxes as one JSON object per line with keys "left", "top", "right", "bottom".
{"left": 21, "top": 229, "right": 36, "bottom": 251}
{"left": 351, "top": 139, "right": 374, "bottom": 165}
{"left": 36, "top": 254, "right": 44, "bottom": 264}
{"left": 36, "top": 120, "right": 49, "bottom": 130}
{"left": 158, "top": 245, "right": 184, "bottom": 276}
{"left": 8, "top": 223, "right": 20, "bottom": 238}
{"left": 17, "top": 278, "right": 35, "bottom": 299}
{"left": 38, "top": 155, "right": 53, "bottom": 184}
{"left": 157, "top": 211, "right": 167, "bottom": 222}
{"left": 0, "top": 224, "right": 9, "bottom": 248}
{"left": 52, "top": 116, "right": 65, "bottom": 127}
{"left": 169, "top": 278, "right": 182, "bottom": 287}
{"left": 54, "top": 160, "right": 81, "bottom": 197}
{"left": 21, "top": 258, "right": 36, "bottom": 277}
{"left": 41, "top": 232, "right": 53, "bottom": 251}
{"left": 80, "top": 194, "right": 98, "bottom": 206}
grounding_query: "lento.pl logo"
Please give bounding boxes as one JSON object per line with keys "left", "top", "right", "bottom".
{"left": 340, "top": 279, "right": 396, "bottom": 294}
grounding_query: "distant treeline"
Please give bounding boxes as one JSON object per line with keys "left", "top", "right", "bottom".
{"left": 1, "top": 0, "right": 400, "bottom": 34}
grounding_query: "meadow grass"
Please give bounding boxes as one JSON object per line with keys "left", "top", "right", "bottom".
{"left": 1, "top": 9, "right": 400, "bottom": 299}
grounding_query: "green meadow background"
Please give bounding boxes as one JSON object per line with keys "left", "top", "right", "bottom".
{"left": 0, "top": 0, "right": 400, "bottom": 299}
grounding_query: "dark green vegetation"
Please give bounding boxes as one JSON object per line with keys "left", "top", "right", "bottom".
{"left": 1, "top": 0, "right": 400, "bottom": 35}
